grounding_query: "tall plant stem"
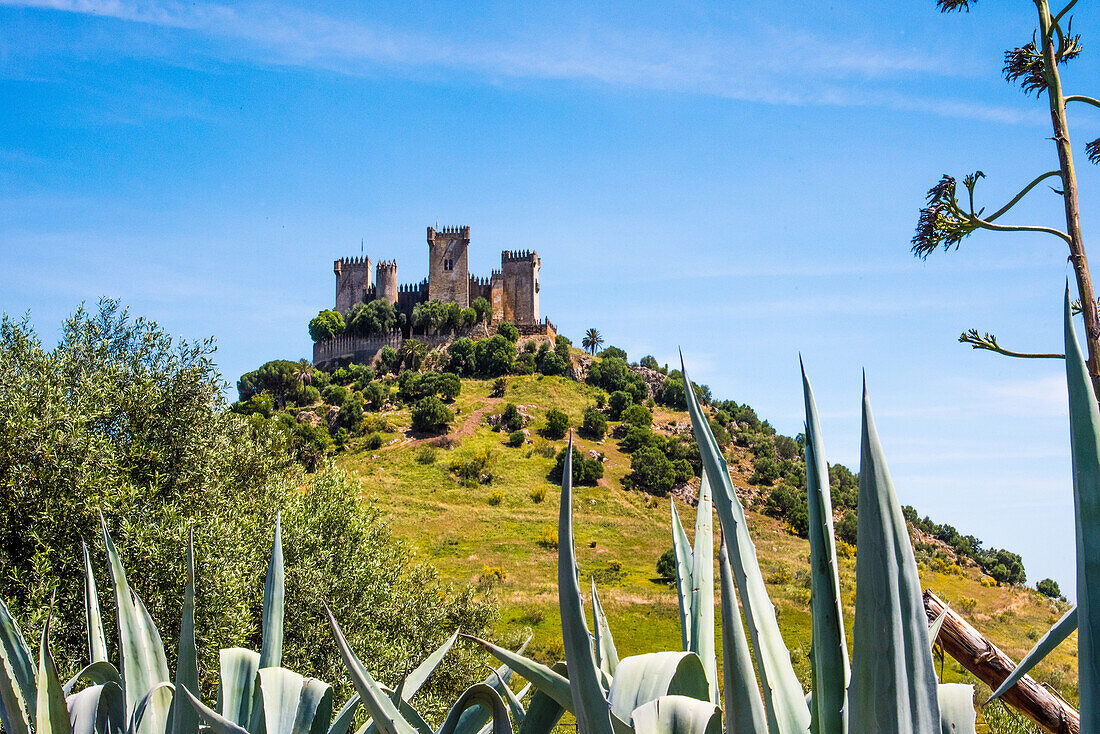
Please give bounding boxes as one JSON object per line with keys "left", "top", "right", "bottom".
{"left": 1037, "top": 0, "right": 1100, "bottom": 399}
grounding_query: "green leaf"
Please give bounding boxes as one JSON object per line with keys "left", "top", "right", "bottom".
{"left": 687, "top": 477, "right": 717, "bottom": 704}
{"left": 680, "top": 355, "right": 809, "bottom": 734}
{"left": 0, "top": 594, "right": 36, "bottom": 734}
{"left": 590, "top": 580, "right": 619, "bottom": 678}
{"left": 37, "top": 609, "right": 71, "bottom": 734}
{"left": 800, "top": 365, "right": 848, "bottom": 734}
{"left": 324, "top": 605, "right": 420, "bottom": 734}
{"left": 258, "top": 668, "right": 333, "bottom": 734}
{"left": 260, "top": 514, "right": 285, "bottom": 670}
{"left": 129, "top": 683, "right": 175, "bottom": 734}
{"left": 927, "top": 606, "right": 949, "bottom": 654}
{"left": 490, "top": 671, "right": 527, "bottom": 728}
{"left": 84, "top": 542, "right": 109, "bottom": 665}
{"left": 218, "top": 648, "right": 260, "bottom": 731}
{"left": 718, "top": 535, "right": 768, "bottom": 734}
{"left": 670, "top": 501, "right": 694, "bottom": 653}
{"left": 402, "top": 630, "right": 458, "bottom": 700}
{"left": 1062, "top": 285, "right": 1100, "bottom": 732}
{"left": 65, "top": 662, "right": 123, "bottom": 696}
{"left": 67, "top": 681, "right": 125, "bottom": 734}
{"left": 517, "top": 663, "right": 567, "bottom": 734}
{"left": 436, "top": 684, "right": 513, "bottom": 734}
{"left": 847, "top": 382, "right": 940, "bottom": 734}
{"left": 630, "top": 695, "right": 721, "bottom": 734}
{"left": 178, "top": 686, "right": 249, "bottom": 734}
{"left": 607, "top": 652, "right": 709, "bottom": 726}
{"left": 988, "top": 605, "right": 1076, "bottom": 702}
{"left": 557, "top": 438, "right": 615, "bottom": 734}
{"left": 462, "top": 637, "right": 572, "bottom": 712}
{"left": 101, "top": 517, "right": 172, "bottom": 734}
{"left": 935, "top": 684, "right": 975, "bottom": 734}
{"left": 328, "top": 696, "right": 360, "bottom": 734}
{"left": 169, "top": 528, "right": 200, "bottom": 734}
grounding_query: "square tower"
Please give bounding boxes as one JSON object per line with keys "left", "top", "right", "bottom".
{"left": 427, "top": 226, "right": 470, "bottom": 308}
{"left": 500, "top": 250, "right": 540, "bottom": 325}
{"left": 334, "top": 256, "right": 373, "bottom": 313}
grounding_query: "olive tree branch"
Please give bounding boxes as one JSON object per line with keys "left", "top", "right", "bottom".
{"left": 959, "top": 330, "right": 1064, "bottom": 359}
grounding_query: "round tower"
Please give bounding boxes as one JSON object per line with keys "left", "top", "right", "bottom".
{"left": 376, "top": 260, "right": 399, "bottom": 305}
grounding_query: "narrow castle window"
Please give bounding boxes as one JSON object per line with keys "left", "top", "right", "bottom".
{"left": 444, "top": 258, "right": 453, "bottom": 271}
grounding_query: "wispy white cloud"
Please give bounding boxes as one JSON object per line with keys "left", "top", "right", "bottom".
{"left": 0, "top": 0, "right": 1034, "bottom": 124}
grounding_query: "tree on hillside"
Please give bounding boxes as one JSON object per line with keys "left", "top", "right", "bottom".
{"left": 308, "top": 309, "right": 345, "bottom": 342}
{"left": 582, "top": 328, "right": 604, "bottom": 355}
{"left": 914, "top": 0, "right": 1100, "bottom": 398}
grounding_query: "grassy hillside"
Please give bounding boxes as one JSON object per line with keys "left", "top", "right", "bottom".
{"left": 335, "top": 372, "right": 1078, "bottom": 724}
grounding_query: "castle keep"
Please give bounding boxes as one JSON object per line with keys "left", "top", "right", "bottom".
{"left": 315, "top": 225, "right": 554, "bottom": 368}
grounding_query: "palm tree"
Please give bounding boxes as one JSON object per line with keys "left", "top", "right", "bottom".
{"left": 293, "top": 359, "right": 313, "bottom": 386}
{"left": 582, "top": 328, "right": 604, "bottom": 355}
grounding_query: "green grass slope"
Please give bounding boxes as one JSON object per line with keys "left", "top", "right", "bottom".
{"left": 336, "top": 373, "right": 1078, "bottom": 715}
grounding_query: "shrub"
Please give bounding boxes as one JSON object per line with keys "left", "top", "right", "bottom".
{"left": 487, "top": 489, "right": 504, "bottom": 506}
{"left": 600, "top": 346, "right": 628, "bottom": 361}
{"left": 335, "top": 392, "right": 366, "bottom": 433}
{"left": 671, "top": 458, "right": 693, "bottom": 485}
{"left": 580, "top": 406, "right": 607, "bottom": 440}
{"left": 532, "top": 438, "right": 557, "bottom": 458}
{"left": 479, "top": 565, "right": 507, "bottom": 587}
{"left": 321, "top": 384, "right": 348, "bottom": 407}
{"left": 620, "top": 403, "right": 653, "bottom": 428}
{"left": 958, "top": 597, "right": 978, "bottom": 613}
{"left": 626, "top": 446, "right": 676, "bottom": 495}
{"left": 499, "top": 403, "right": 524, "bottom": 432}
{"left": 836, "top": 512, "right": 858, "bottom": 545}
{"left": 507, "top": 430, "right": 526, "bottom": 448}
{"left": 497, "top": 321, "right": 520, "bottom": 342}
{"left": 766, "top": 567, "right": 794, "bottom": 586}
{"left": 365, "top": 432, "right": 383, "bottom": 450}
{"left": 836, "top": 539, "right": 856, "bottom": 559}
{"left": 476, "top": 335, "right": 516, "bottom": 377}
{"left": 309, "top": 309, "right": 345, "bottom": 342}
{"left": 639, "top": 355, "right": 660, "bottom": 371}
{"left": 491, "top": 376, "right": 508, "bottom": 397}
{"left": 411, "top": 396, "right": 454, "bottom": 434}
{"left": 416, "top": 445, "right": 438, "bottom": 464}
{"left": 549, "top": 448, "right": 604, "bottom": 486}
{"left": 749, "top": 455, "right": 781, "bottom": 485}
{"left": 608, "top": 390, "right": 633, "bottom": 420}
{"left": 537, "top": 525, "right": 559, "bottom": 549}
{"left": 448, "top": 338, "right": 477, "bottom": 376}
{"left": 377, "top": 345, "right": 400, "bottom": 375}
{"left": 543, "top": 409, "right": 570, "bottom": 440}
{"left": 529, "top": 485, "right": 547, "bottom": 503}
{"left": 361, "top": 381, "right": 387, "bottom": 410}
{"left": 537, "top": 350, "right": 569, "bottom": 376}
{"left": 347, "top": 299, "right": 397, "bottom": 338}
{"left": 980, "top": 576, "right": 997, "bottom": 588}
{"left": 765, "top": 483, "right": 809, "bottom": 538}
{"left": 620, "top": 425, "right": 661, "bottom": 453}
{"left": 449, "top": 448, "right": 497, "bottom": 487}
{"left": 590, "top": 559, "right": 625, "bottom": 586}
{"left": 513, "top": 352, "right": 537, "bottom": 375}
{"left": 471, "top": 296, "right": 491, "bottom": 322}
{"left": 656, "top": 547, "right": 677, "bottom": 581}
{"left": 460, "top": 307, "right": 477, "bottom": 328}
{"left": 1037, "top": 578, "right": 1062, "bottom": 598}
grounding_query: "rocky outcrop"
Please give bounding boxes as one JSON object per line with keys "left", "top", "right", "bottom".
{"left": 630, "top": 365, "right": 666, "bottom": 399}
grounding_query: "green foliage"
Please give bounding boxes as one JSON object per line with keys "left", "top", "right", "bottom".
{"left": 506, "top": 430, "right": 526, "bottom": 448}
{"left": 549, "top": 448, "right": 604, "bottom": 486}
{"left": 619, "top": 425, "right": 662, "bottom": 453}
{"left": 491, "top": 376, "right": 507, "bottom": 397}
{"left": 496, "top": 321, "right": 519, "bottom": 343}
{"left": 580, "top": 406, "right": 607, "bottom": 440}
{"left": 836, "top": 512, "right": 858, "bottom": 546}
{"left": 415, "top": 445, "right": 438, "bottom": 465}
{"left": 238, "top": 360, "right": 314, "bottom": 408}
{"left": 398, "top": 338, "right": 427, "bottom": 371}
{"left": 231, "top": 393, "right": 275, "bottom": 419}
{"left": 542, "top": 409, "right": 570, "bottom": 440}
{"left": 581, "top": 329, "right": 604, "bottom": 355}
{"left": 377, "top": 345, "right": 400, "bottom": 375}
{"left": 398, "top": 371, "right": 462, "bottom": 403}
{"left": 471, "top": 297, "right": 491, "bottom": 323}
{"left": 365, "top": 432, "right": 383, "bottom": 450}
{"left": 308, "top": 309, "right": 345, "bottom": 342}
{"left": 626, "top": 446, "right": 677, "bottom": 495}
{"left": 599, "top": 346, "right": 627, "bottom": 361}
{"left": 347, "top": 300, "right": 397, "bottom": 338}
{"left": 587, "top": 356, "right": 647, "bottom": 403}
{"left": 537, "top": 350, "right": 568, "bottom": 376}
{"left": 607, "top": 390, "right": 633, "bottom": 420}
{"left": 498, "top": 404, "right": 524, "bottom": 433}
{"left": 908, "top": 510, "right": 1026, "bottom": 585}
{"left": 620, "top": 404, "right": 653, "bottom": 428}
{"left": 412, "top": 299, "right": 456, "bottom": 334}
{"left": 554, "top": 335, "right": 572, "bottom": 362}
{"left": 513, "top": 351, "right": 537, "bottom": 375}
{"left": 334, "top": 392, "right": 365, "bottom": 433}
{"left": 321, "top": 384, "right": 348, "bottom": 407}
{"left": 656, "top": 548, "right": 677, "bottom": 581}
{"left": 449, "top": 449, "right": 497, "bottom": 487}
{"left": 459, "top": 307, "right": 477, "bottom": 328}
{"left": 475, "top": 335, "right": 516, "bottom": 377}
{"left": 279, "top": 416, "right": 333, "bottom": 471}
{"left": 764, "top": 484, "right": 809, "bottom": 538}
{"left": 411, "top": 396, "right": 454, "bottom": 434}
{"left": 1037, "top": 578, "right": 1061, "bottom": 599}
{"left": 748, "top": 455, "right": 780, "bottom": 486}
{"left": 447, "top": 338, "right": 477, "bottom": 376}
{"left": 639, "top": 355, "right": 661, "bottom": 371}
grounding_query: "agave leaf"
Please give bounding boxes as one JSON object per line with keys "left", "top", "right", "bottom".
{"left": 670, "top": 501, "right": 694, "bottom": 653}
{"left": 489, "top": 671, "right": 527, "bottom": 728}
{"left": 718, "top": 534, "right": 768, "bottom": 734}
{"left": 67, "top": 680, "right": 125, "bottom": 734}
{"left": 0, "top": 594, "right": 37, "bottom": 734}
{"left": 437, "top": 684, "right": 513, "bottom": 734}
{"left": 680, "top": 355, "right": 809, "bottom": 734}
{"left": 1062, "top": 286, "right": 1100, "bottom": 732}
{"left": 848, "top": 382, "right": 940, "bottom": 734}
{"left": 37, "top": 610, "right": 71, "bottom": 734}
{"left": 219, "top": 648, "right": 261, "bottom": 730}
{"left": 462, "top": 637, "right": 572, "bottom": 711}
{"left": 258, "top": 668, "right": 333, "bottom": 734}
{"left": 800, "top": 365, "right": 848, "bottom": 734}
{"left": 101, "top": 517, "right": 173, "bottom": 734}
{"left": 178, "top": 686, "right": 249, "bottom": 734}
{"left": 261, "top": 514, "right": 285, "bottom": 670}
{"left": 84, "top": 542, "right": 109, "bottom": 665}
{"left": 557, "top": 438, "right": 615, "bottom": 734}
{"left": 935, "top": 684, "right": 976, "bottom": 734}
{"left": 630, "top": 695, "right": 721, "bottom": 734}
{"left": 688, "top": 476, "right": 717, "bottom": 704}
{"left": 129, "top": 683, "right": 176, "bottom": 734}
{"left": 404, "top": 630, "right": 459, "bottom": 700}
{"left": 515, "top": 662, "right": 567, "bottom": 734}
{"left": 590, "top": 580, "right": 619, "bottom": 678}
{"left": 328, "top": 695, "right": 360, "bottom": 734}
{"left": 325, "top": 605, "right": 420, "bottom": 734}
{"left": 927, "top": 607, "right": 949, "bottom": 654}
{"left": 65, "top": 662, "right": 123, "bottom": 696}
{"left": 988, "top": 605, "right": 1077, "bottom": 702}
{"left": 607, "top": 652, "right": 709, "bottom": 726}
{"left": 169, "top": 527, "right": 200, "bottom": 734}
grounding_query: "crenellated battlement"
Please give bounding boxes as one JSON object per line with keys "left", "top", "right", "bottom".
{"left": 335, "top": 256, "right": 371, "bottom": 268}
{"left": 376, "top": 260, "right": 398, "bottom": 271}
{"left": 428, "top": 225, "right": 470, "bottom": 237}
{"left": 501, "top": 249, "right": 537, "bottom": 264}
{"left": 398, "top": 279, "right": 428, "bottom": 293}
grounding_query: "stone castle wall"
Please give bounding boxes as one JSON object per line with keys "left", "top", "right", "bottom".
{"left": 313, "top": 323, "right": 497, "bottom": 369}
{"left": 427, "top": 226, "right": 470, "bottom": 308}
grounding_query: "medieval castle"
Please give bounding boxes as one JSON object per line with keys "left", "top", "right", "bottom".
{"left": 313, "top": 225, "right": 556, "bottom": 368}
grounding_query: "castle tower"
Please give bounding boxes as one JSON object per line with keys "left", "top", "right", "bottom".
{"left": 334, "top": 256, "right": 373, "bottom": 313}
{"left": 500, "top": 250, "right": 541, "bottom": 325}
{"left": 376, "top": 260, "right": 398, "bottom": 306}
{"left": 427, "top": 226, "right": 470, "bottom": 308}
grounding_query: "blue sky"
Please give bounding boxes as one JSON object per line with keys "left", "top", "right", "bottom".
{"left": 3, "top": 0, "right": 1099, "bottom": 596}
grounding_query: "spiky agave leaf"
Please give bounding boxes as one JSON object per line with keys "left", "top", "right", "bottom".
{"left": 1062, "top": 285, "right": 1100, "bottom": 731}
{"left": 606, "top": 652, "right": 709, "bottom": 726}
{"left": 988, "top": 606, "right": 1077, "bottom": 702}
{"left": 630, "top": 695, "right": 721, "bottom": 734}
{"left": 670, "top": 500, "right": 694, "bottom": 653}
{"left": 557, "top": 438, "right": 615, "bottom": 734}
{"left": 935, "top": 685, "right": 976, "bottom": 734}
{"left": 800, "top": 365, "right": 848, "bottom": 734}
{"left": 680, "top": 354, "right": 809, "bottom": 734}
{"left": 847, "top": 382, "right": 940, "bottom": 734}
{"left": 257, "top": 668, "right": 333, "bottom": 734}
{"left": 218, "top": 648, "right": 261, "bottom": 732}
{"left": 718, "top": 535, "right": 767, "bottom": 734}
{"left": 67, "top": 681, "right": 125, "bottom": 734}
{"left": 0, "top": 595, "right": 35, "bottom": 734}
{"left": 687, "top": 478, "right": 716, "bottom": 704}
{"left": 83, "top": 542, "right": 109, "bottom": 665}
{"left": 260, "top": 514, "right": 285, "bottom": 670}
{"left": 169, "top": 527, "right": 200, "bottom": 734}
{"left": 517, "top": 663, "right": 568, "bottom": 734}
{"left": 436, "top": 684, "right": 513, "bottom": 734}
{"left": 591, "top": 581, "right": 619, "bottom": 677}
{"left": 36, "top": 608, "right": 70, "bottom": 734}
